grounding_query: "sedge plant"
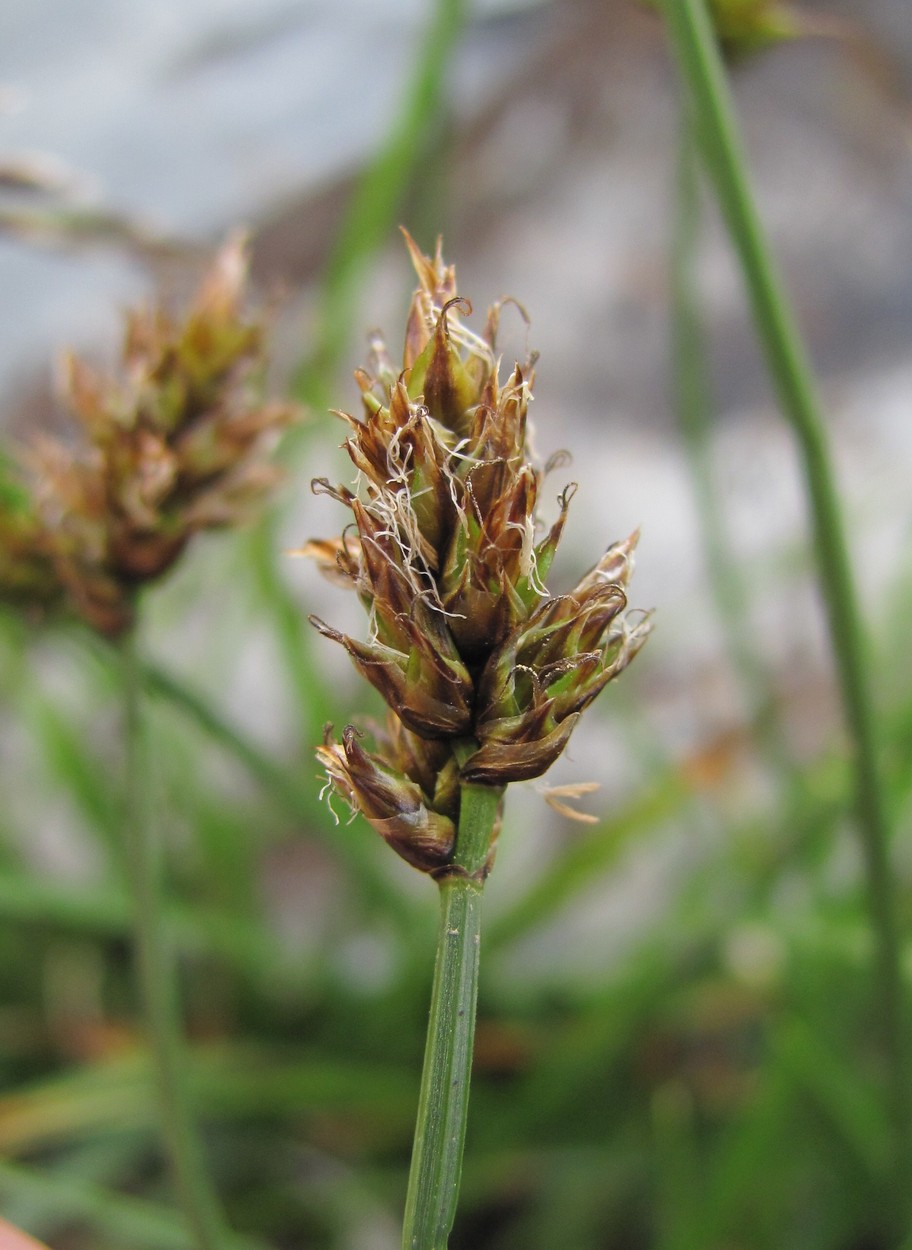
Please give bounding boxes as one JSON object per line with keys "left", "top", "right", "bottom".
{"left": 0, "top": 237, "right": 296, "bottom": 1250}
{"left": 306, "top": 234, "right": 651, "bottom": 1249}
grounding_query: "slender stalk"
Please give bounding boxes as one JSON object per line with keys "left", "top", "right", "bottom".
{"left": 661, "top": 0, "right": 909, "bottom": 1217}
{"left": 670, "top": 114, "right": 783, "bottom": 755}
{"left": 294, "top": 0, "right": 469, "bottom": 405}
{"left": 401, "top": 762, "right": 502, "bottom": 1250}
{"left": 121, "top": 627, "right": 231, "bottom": 1250}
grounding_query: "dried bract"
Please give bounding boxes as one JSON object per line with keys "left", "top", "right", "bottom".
{"left": 317, "top": 723, "right": 457, "bottom": 873}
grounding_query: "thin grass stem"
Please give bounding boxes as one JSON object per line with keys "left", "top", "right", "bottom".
{"left": 661, "top": 0, "right": 909, "bottom": 1221}
{"left": 401, "top": 765, "right": 502, "bottom": 1250}
{"left": 121, "top": 627, "right": 232, "bottom": 1250}
{"left": 294, "top": 0, "right": 469, "bottom": 405}
{"left": 670, "top": 113, "right": 786, "bottom": 763}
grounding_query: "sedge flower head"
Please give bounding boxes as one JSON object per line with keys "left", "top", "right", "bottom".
{"left": 308, "top": 234, "right": 650, "bottom": 874}
{"left": 0, "top": 235, "right": 299, "bottom": 636}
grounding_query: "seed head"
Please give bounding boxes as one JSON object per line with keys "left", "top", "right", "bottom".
{"left": 2, "top": 235, "right": 298, "bottom": 636}
{"left": 309, "top": 234, "right": 650, "bottom": 871}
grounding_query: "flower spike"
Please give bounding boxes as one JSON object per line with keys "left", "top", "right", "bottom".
{"left": 1, "top": 236, "right": 299, "bottom": 636}
{"left": 309, "top": 236, "right": 650, "bottom": 872}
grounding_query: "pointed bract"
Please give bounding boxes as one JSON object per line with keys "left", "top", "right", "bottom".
{"left": 317, "top": 725, "right": 455, "bottom": 872}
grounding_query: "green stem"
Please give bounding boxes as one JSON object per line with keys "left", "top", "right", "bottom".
{"left": 121, "top": 628, "right": 231, "bottom": 1250}
{"left": 401, "top": 766, "right": 502, "bottom": 1250}
{"left": 294, "top": 0, "right": 469, "bottom": 404}
{"left": 661, "top": 0, "right": 909, "bottom": 1219}
{"left": 669, "top": 113, "right": 784, "bottom": 758}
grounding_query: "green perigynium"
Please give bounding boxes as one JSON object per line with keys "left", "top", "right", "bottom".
{"left": 309, "top": 234, "right": 650, "bottom": 877}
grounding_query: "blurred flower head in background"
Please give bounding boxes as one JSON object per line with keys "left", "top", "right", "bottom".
{"left": 0, "top": 236, "right": 298, "bottom": 637}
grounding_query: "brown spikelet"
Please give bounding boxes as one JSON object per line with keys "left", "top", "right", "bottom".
{"left": 1, "top": 235, "right": 301, "bottom": 636}
{"left": 309, "top": 236, "right": 650, "bottom": 873}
